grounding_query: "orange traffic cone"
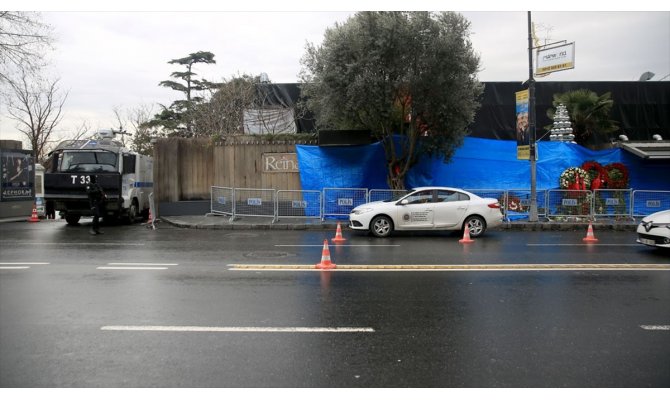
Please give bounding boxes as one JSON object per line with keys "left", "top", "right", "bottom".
{"left": 315, "top": 239, "right": 336, "bottom": 269}
{"left": 332, "top": 222, "right": 347, "bottom": 243}
{"left": 28, "top": 204, "right": 40, "bottom": 222}
{"left": 583, "top": 222, "right": 599, "bottom": 242}
{"left": 459, "top": 226, "right": 474, "bottom": 243}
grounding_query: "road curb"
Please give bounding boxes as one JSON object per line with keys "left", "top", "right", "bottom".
{"left": 160, "top": 216, "right": 638, "bottom": 232}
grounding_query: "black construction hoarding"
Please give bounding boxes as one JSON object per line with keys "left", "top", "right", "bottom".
{"left": 469, "top": 81, "right": 670, "bottom": 145}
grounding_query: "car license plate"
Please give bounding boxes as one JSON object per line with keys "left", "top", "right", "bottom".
{"left": 639, "top": 238, "right": 655, "bottom": 246}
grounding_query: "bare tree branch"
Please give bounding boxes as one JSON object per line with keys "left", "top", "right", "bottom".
{"left": 4, "top": 70, "right": 68, "bottom": 162}
{"left": 0, "top": 11, "right": 53, "bottom": 84}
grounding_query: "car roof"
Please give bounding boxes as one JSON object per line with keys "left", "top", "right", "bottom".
{"left": 410, "top": 186, "right": 465, "bottom": 192}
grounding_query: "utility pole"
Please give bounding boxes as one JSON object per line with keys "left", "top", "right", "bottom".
{"left": 527, "top": 11, "right": 538, "bottom": 222}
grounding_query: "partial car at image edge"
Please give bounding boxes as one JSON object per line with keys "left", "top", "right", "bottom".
{"left": 636, "top": 209, "right": 670, "bottom": 249}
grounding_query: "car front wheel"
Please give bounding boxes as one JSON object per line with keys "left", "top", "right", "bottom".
{"left": 370, "top": 215, "right": 393, "bottom": 238}
{"left": 464, "top": 215, "right": 486, "bottom": 238}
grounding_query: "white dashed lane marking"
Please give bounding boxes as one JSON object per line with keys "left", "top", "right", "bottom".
{"left": 101, "top": 325, "right": 375, "bottom": 333}
{"left": 97, "top": 262, "right": 177, "bottom": 270}
{"left": 640, "top": 325, "right": 670, "bottom": 331}
{"left": 0, "top": 262, "right": 49, "bottom": 270}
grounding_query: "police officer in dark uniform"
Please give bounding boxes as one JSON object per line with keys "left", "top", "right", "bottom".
{"left": 86, "top": 175, "right": 106, "bottom": 235}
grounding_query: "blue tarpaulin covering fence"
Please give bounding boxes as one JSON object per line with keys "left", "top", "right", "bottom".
{"left": 296, "top": 136, "right": 670, "bottom": 191}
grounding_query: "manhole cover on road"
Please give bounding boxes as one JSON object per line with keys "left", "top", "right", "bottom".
{"left": 244, "top": 251, "right": 293, "bottom": 259}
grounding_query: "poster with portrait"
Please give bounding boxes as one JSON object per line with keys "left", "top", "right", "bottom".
{"left": 515, "top": 89, "right": 530, "bottom": 160}
{"left": 1, "top": 150, "right": 35, "bottom": 201}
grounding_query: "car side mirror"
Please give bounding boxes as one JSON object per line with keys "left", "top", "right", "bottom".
{"left": 399, "top": 199, "right": 408, "bottom": 206}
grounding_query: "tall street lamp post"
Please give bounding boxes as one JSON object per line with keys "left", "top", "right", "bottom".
{"left": 527, "top": 11, "right": 538, "bottom": 222}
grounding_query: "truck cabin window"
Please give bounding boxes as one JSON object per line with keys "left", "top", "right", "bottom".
{"left": 58, "top": 151, "right": 117, "bottom": 172}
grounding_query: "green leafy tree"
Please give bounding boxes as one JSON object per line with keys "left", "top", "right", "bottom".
{"left": 300, "top": 11, "right": 482, "bottom": 189}
{"left": 546, "top": 89, "right": 619, "bottom": 147}
{"left": 147, "top": 51, "right": 220, "bottom": 137}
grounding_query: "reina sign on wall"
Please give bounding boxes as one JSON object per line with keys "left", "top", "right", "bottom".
{"left": 536, "top": 42, "right": 575, "bottom": 75}
{"left": 262, "top": 153, "right": 299, "bottom": 173}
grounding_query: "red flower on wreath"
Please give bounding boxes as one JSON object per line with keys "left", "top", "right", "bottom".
{"left": 604, "top": 162, "right": 629, "bottom": 189}
{"left": 581, "top": 160, "right": 608, "bottom": 190}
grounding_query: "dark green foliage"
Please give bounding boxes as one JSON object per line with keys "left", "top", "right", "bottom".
{"left": 546, "top": 89, "right": 619, "bottom": 147}
{"left": 300, "top": 12, "right": 482, "bottom": 189}
{"left": 147, "top": 51, "right": 219, "bottom": 137}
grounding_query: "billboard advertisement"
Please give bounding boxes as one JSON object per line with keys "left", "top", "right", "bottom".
{"left": 1, "top": 150, "right": 35, "bottom": 201}
{"left": 536, "top": 42, "right": 575, "bottom": 75}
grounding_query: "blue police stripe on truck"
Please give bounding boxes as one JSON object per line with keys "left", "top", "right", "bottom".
{"left": 132, "top": 182, "right": 153, "bottom": 188}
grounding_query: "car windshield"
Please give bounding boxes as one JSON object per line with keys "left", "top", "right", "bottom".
{"left": 58, "top": 151, "right": 117, "bottom": 172}
{"left": 383, "top": 191, "right": 411, "bottom": 202}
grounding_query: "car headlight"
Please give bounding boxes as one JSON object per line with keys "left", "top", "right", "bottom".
{"left": 351, "top": 207, "right": 374, "bottom": 215}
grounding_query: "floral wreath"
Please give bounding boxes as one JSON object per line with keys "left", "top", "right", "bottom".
{"left": 581, "top": 161, "right": 607, "bottom": 184}
{"left": 559, "top": 167, "right": 591, "bottom": 189}
{"left": 604, "top": 162, "right": 629, "bottom": 189}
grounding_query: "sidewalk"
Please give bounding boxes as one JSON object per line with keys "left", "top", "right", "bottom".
{"left": 159, "top": 214, "right": 639, "bottom": 231}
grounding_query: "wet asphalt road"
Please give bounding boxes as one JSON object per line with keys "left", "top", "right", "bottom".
{"left": 0, "top": 219, "right": 669, "bottom": 387}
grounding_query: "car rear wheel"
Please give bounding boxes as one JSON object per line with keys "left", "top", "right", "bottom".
{"left": 370, "top": 215, "right": 393, "bottom": 238}
{"left": 464, "top": 215, "right": 486, "bottom": 238}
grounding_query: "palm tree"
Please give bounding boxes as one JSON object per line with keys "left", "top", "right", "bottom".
{"left": 546, "top": 89, "right": 619, "bottom": 147}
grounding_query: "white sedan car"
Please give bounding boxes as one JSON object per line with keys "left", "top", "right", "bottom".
{"left": 349, "top": 186, "right": 504, "bottom": 238}
{"left": 636, "top": 209, "right": 670, "bottom": 248}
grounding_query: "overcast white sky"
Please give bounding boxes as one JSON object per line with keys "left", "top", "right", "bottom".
{"left": 1, "top": 1, "right": 669, "bottom": 147}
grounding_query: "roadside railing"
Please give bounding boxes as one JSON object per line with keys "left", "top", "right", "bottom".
{"left": 232, "top": 188, "right": 275, "bottom": 220}
{"left": 275, "top": 190, "right": 322, "bottom": 222}
{"left": 322, "top": 188, "right": 369, "bottom": 221}
{"left": 593, "top": 189, "right": 633, "bottom": 221}
{"left": 209, "top": 186, "right": 669, "bottom": 222}
{"left": 631, "top": 190, "right": 670, "bottom": 218}
{"left": 209, "top": 186, "right": 234, "bottom": 221}
{"left": 546, "top": 190, "right": 593, "bottom": 220}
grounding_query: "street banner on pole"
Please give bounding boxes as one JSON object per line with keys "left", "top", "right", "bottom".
{"left": 516, "top": 89, "right": 530, "bottom": 160}
{"left": 536, "top": 42, "right": 575, "bottom": 75}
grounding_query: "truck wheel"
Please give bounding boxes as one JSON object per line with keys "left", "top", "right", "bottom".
{"left": 65, "top": 215, "right": 80, "bottom": 225}
{"left": 125, "top": 200, "right": 138, "bottom": 224}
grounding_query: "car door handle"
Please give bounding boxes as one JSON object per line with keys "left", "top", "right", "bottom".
{"left": 457, "top": 206, "right": 467, "bottom": 210}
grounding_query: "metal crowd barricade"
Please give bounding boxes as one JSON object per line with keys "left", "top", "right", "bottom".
{"left": 592, "top": 189, "right": 633, "bottom": 220}
{"left": 275, "top": 190, "right": 322, "bottom": 222}
{"left": 322, "top": 188, "right": 368, "bottom": 220}
{"left": 368, "top": 189, "right": 408, "bottom": 202}
{"left": 148, "top": 192, "right": 157, "bottom": 230}
{"left": 233, "top": 188, "right": 276, "bottom": 220}
{"left": 631, "top": 190, "right": 670, "bottom": 218}
{"left": 502, "top": 189, "right": 548, "bottom": 221}
{"left": 209, "top": 186, "right": 235, "bottom": 220}
{"left": 546, "top": 189, "right": 593, "bottom": 220}
{"left": 465, "top": 189, "right": 509, "bottom": 220}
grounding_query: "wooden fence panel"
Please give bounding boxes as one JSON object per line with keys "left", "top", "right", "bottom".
{"left": 154, "top": 139, "right": 304, "bottom": 203}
